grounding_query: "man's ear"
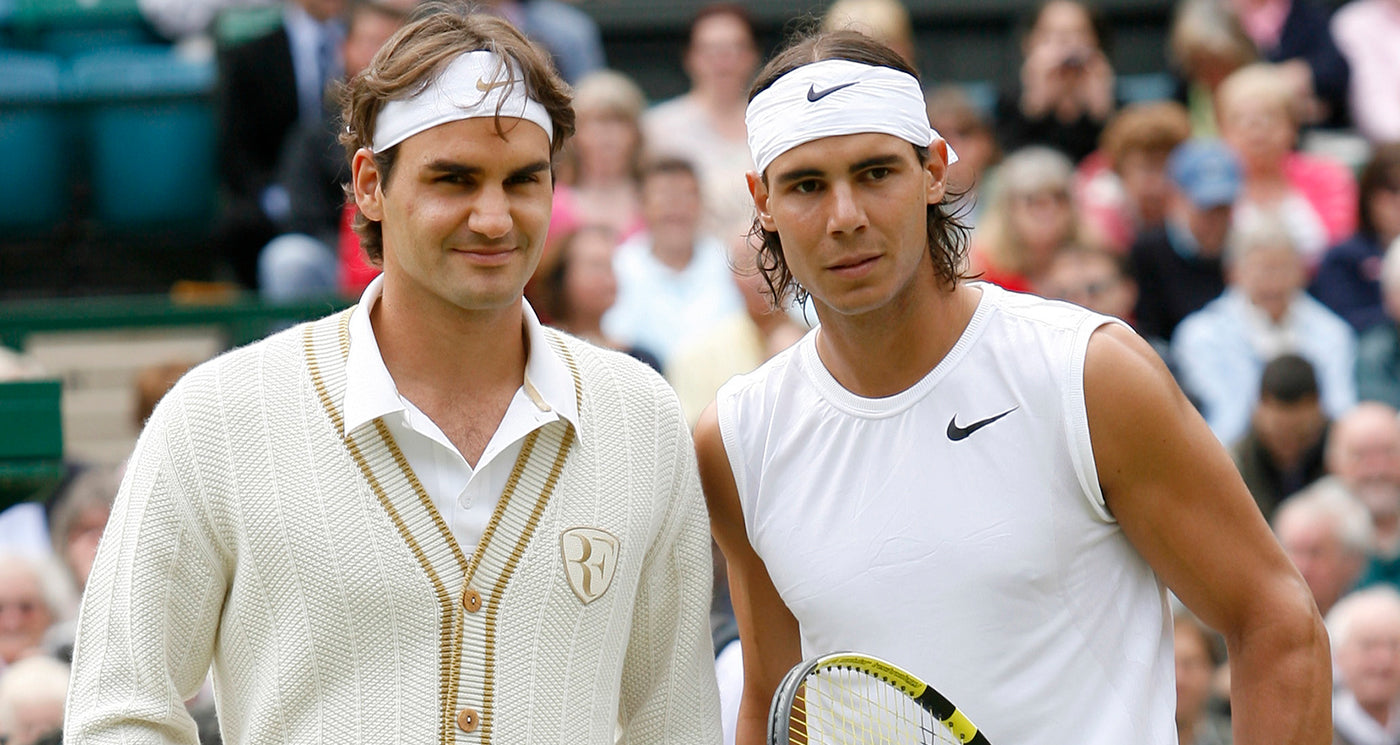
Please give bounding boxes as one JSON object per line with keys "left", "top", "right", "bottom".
{"left": 748, "top": 171, "right": 776, "bottom": 232}
{"left": 925, "top": 139, "right": 950, "bottom": 206}
{"left": 352, "top": 148, "right": 384, "bottom": 222}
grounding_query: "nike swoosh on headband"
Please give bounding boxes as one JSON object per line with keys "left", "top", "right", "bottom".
{"left": 476, "top": 77, "right": 517, "bottom": 93}
{"left": 806, "top": 81, "right": 859, "bottom": 102}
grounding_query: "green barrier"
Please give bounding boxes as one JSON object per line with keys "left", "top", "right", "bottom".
{"left": 0, "top": 378, "right": 63, "bottom": 509}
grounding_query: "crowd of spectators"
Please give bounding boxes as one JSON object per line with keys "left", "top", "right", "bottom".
{"left": 7, "top": 0, "right": 1400, "bottom": 742}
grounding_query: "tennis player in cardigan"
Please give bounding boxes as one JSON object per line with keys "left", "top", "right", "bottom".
{"left": 65, "top": 5, "right": 721, "bottom": 744}
{"left": 695, "top": 30, "right": 1331, "bottom": 745}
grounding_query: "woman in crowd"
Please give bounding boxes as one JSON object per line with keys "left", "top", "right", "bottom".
{"left": 1173, "top": 608, "right": 1232, "bottom": 745}
{"left": 1168, "top": 0, "right": 1258, "bottom": 137}
{"left": 1217, "top": 62, "right": 1357, "bottom": 268}
{"left": 537, "top": 225, "right": 661, "bottom": 372}
{"left": 995, "top": 0, "right": 1117, "bottom": 163}
{"left": 1311, "top": 143, "right": 1400, "bottom": 333}
{"left": 971, "top": 146, "right": 1089, "bottom": 293}
{"left": 551, "top": 69, "right": 649, "bottom": 248}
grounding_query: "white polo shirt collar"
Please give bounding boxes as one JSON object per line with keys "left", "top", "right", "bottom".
{"left": 341, "top": 275, "right": 579, "bottom": 441}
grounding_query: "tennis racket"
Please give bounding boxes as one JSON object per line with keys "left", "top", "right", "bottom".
{"left": 768, "top": 652, "right": 991, "bottom": 745}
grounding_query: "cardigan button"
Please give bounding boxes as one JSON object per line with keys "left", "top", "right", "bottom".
{"left": 462, "top": 586, "right": 482, "bottom": 613}
{"left": 456, "top": 707, "right": 480, "bottom": 732}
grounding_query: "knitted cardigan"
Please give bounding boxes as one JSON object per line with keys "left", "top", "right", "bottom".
{"left": 64, "top": 310, "right": 721, "bottom": 745}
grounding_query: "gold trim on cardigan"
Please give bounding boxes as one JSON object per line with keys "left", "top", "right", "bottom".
{"left": 304, "top": 311, "right": 582, "bottom": 744}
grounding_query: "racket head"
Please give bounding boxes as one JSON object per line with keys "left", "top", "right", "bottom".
{"left": 767, "top": 652, "right": 990, "bottom": 745}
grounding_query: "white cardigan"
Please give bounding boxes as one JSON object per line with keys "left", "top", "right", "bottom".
{"left": 65, "top": 311, "right": 721, "bottom": 745}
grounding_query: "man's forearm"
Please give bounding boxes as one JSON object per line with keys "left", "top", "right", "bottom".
{"left": 1227, "top": 613, "right": 1332, "bottom": 745}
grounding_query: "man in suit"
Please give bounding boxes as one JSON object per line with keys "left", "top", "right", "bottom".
{"left": 215, "top": 0, "right": 348, "bottom": 288}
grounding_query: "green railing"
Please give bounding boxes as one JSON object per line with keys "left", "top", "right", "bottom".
{"left": 0, "top": 293, "right": 354, "bottom": 351}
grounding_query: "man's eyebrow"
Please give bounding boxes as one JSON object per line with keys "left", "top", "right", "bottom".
{"left": 422, "top": 159, "right": 552, "bottom": 178}
{"left": 773, "top": 153, "right": 906, "bottom": 187}
{"left": 424, "top": 160, "right": 482, "bottom": 177}
{"left": 849, "top": 154, "right": 903, "bottom": 172}
{"left": 512, "top": 160, "right": 553, "bottom": 178}
{"left": 773, "top": 167, "right": 825, "bottom": 187}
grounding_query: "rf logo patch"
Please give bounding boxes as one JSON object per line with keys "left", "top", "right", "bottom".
{"left": 560, "top": 527, "right": 620, "bottom": 604}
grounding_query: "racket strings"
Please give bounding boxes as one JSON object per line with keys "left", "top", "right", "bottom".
{"left": 786, "top": 667, "right": 962, "bottom": 745}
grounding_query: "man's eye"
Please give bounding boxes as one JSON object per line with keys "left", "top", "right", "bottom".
{"left": 793, "top": 180, "right": 820, "bottom": 194}
{"left": 866, "top": 167, "right": 891, "bottom": 181}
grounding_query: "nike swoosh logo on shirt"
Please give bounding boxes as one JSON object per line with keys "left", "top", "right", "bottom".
{"left": 946, "top": 407, "right": 1019, "bottom": 441}
{"left": 806, "top": 81, "right": 859, "bottom": 102}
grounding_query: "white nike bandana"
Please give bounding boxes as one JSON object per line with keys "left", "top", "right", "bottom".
{"left": 745, "top": 58, "right": 958, "bottom": 175}
{"left": 372, "top": 50, "right": 553, "bottom": 152}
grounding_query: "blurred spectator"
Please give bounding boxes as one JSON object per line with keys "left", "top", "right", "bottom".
{"left": 1168, "top": 0, "right": 1257, "bottom": 137}
{"left": 1327, "top": 586, "right": 1400, "bottom": 744}
{"left": 0, "top": 349, "right": 44, "bottom": 383}
{"left": 549, "top": 69, "right": 648, "bottom": 261}
{"left": 139, "top": 0, "right": 279, "bottom": 51}
{"left": 925, "top": 85, "right": 1001, "bottom": 227}
{"left": 1172, "top": 209, "right": 1356, "bottom": 445}
{"left": 821, "top": 0, "right": 917, "bottom": 70}
{"left": 1310, "top": 143, "right": 1400, "bottom": 334}
{"left": 0, "top": 655, "right": 68, "bottom": 745}
{"left": 475, "top": 0, "right": 604, "bottom": 84}
{"left": 1231, "top": 353, "right": 1330, "bottom": 519}
{"left": 537, "top": 225, "right": 661, "bottom": 371}
{"left": 643, "top": 4, "right": 759, "bottom": 241}
{"left": 134, "top": 361, "right": 197, "bottom": 431}
{"left": 666, "top": 235, "right": 805, "bottom": 429}
{"left": 1358, "top": 237, "right": 1400, "bottom": 409}
{"left": 1037, "top": 244, "right": 1139, "bottom": 324}
{"left": 1173, "top": 608, "right": 1232, "bottom": 745}
{"left": 1077, "top": 100, "right": 1193, "bottom": 252}
{"left": 602, "top": 158, "right": 743, "bottom": 369}
{"left": 971, "top": 146, "right": 1086, "bottom": 293}
{"left": 1217, "top": 63, "right": 1358, "bottom": 267}
{"left": 1273, "top": 479, "right": 1371, "bottom": 618}
{"left": 258, "top": 0, "right": 409, "bottom": 301}
{"left": 215, "top": 0, "right": 349, "bottom": 289}
{"left": 45, "top": 464, "right": 122, "bottom": 597}
{"left": 1130, "top": 139, "right": 1239, "bottom": 341}
{"left": 1326, "top": 402, "right": 1400, "bottom": 587}
{"left": 995, "top": 0, "right": 1116, "bottom": 163}
{"left": 1331, "top": 0, "right": 1400, "bottom": 144}
{"left": 0, "top": 554, "right": 73, "bottom": 669}
{"left": 1228, "top": 0, "right": 1350, "bottom": 129}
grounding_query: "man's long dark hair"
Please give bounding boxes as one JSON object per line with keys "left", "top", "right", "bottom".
{"left": 747, "top": 30, "right": 972, "bottom": 306}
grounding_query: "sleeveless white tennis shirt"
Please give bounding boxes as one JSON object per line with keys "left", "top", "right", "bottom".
{"left": 716, "top": 283, "right": 1175, "bottom": 745}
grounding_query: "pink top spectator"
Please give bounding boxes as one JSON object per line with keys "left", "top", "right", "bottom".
{"left": 1331, "top": 0, "right": 1400, "bottom": 143}
{"left": 1285, "top": 150, "right": 1358, "bottom": 247}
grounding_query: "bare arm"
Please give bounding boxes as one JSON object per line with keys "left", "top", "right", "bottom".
{"left": 695, "top": 403, "right": 803, "bottom": 745}
{"left": 1085, "top": 324, "right": 1331, "bottom": 745}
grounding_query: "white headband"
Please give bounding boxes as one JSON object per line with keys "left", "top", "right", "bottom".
{"left": 372, "top": 50, "right": 553, "bottom": 151}
{"left": 745, "top": 59, "right": 958, "bottom": 175}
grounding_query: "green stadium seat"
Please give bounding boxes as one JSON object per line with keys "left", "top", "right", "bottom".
{"left": 70, "top": 45, "right": 218, "bottom": 231}
{"left": 0, "top": 50, "right": 71, "bottom": 233}
{"left": 11, "top": 0, "right": 154, "bottom": 56}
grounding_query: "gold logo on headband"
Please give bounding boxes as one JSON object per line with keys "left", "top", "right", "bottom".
{"left": 476, "top": 77, "right": 516, "bottom": 93}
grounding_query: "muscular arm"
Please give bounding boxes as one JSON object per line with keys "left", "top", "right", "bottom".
{"left": 1085, "top": 324, "right": 1331, "bottom": 745}
{"left": 694, "top": 403, "right": 803, "bottom": 745}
